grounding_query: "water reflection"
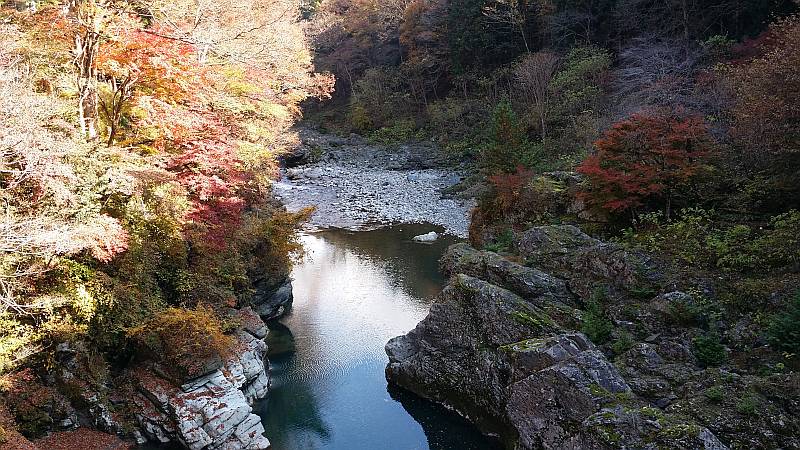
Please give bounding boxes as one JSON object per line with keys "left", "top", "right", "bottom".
{"left": 257, "top": 224, "right": 498, "bottom": 449}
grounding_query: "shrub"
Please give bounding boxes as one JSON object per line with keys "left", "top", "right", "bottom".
{"left": 766, "top": 291, "right": 800, "bottom": 354}
{"left": 582, "top": 288, "right": 613, "bottom": 344}
{"left": 612, "top": 330, "right": 635, "bottom": 355}
{"left": 692, "top": 332, "right": 727, "bottom": 367}
{"left": 472, "top": 170, "right": 569, "bottom": 237}
{"left": 127, "top": 306, "right": 234, "bottom": 379}
{"left": 703, "top": 385, "right": 724, "bottom": 402}
{"left": 735, "top": 395, "right": 759, "bottom": 415}
{"left": 757, "top": 210, "right": 800, "bottom": 269}
{"left": 484, "top": 229, "right": 514, "bottom": 253}
{"left": 367, "top": 119, "right": 424, "bottom": 145}
{"left": 624, "top": 209, "right": 800, "bottom": 274}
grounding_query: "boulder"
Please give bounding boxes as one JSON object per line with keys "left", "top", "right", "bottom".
{"left": 133, "top": 313, "right": 272, "bottom": 449}
{"left": 386, "top": 275, "right": 560, "bottom": 438}
{"left": 386, "top": 232, "right": 728, "bottom": 449}
{"left": 514, "top": 225, "right": 661, "bottom": 299}
{"left": 440, "top": 243, "right": 577, "bottom": 309}
{"left": 386, "top": 274, "right": 644, "bottom": 447}
{"left": 412, "top": 231, "right": 439, "bottom": 242}
{"left": 252, "top": 279, "right": 293, "bottom": 320}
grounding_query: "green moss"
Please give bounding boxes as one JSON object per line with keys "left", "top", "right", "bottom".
{"left": 640, "top": 406, "right": 664, "bottom": 421}
{"left": 499, "top": 337, "right": 549, "bottom": 353}
{"left": 510, "top": 308, "right": 554, "bottom": 330}
{"left": 659, "top": 423, "right": 702, "bottom": 440}
{"left": 596, "top": 425, "right": 622, "bottom": 444}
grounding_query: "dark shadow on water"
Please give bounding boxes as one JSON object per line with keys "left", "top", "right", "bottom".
{"left": 386, "top": 383, "right": 503, "bottom": 450}
{"left": 255, "top": 321, "right": 332, "bottom": 447}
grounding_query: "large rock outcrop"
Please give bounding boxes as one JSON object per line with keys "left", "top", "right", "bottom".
{"left": 252, "top": 278, "right": 294, "bottom": 321}
{"left": 132, "top": 308, "right": 271, "bottom": 449}
{"left": 386, "top": 225, "right": 728, "bottom": 449}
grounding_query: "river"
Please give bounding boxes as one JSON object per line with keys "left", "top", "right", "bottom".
{"left": 253, "top": 224, "right": 499, "bottom": 449}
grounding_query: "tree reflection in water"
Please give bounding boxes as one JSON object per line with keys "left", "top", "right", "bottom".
{"left": 256, "top": 225, "right": 496, "bottom": 449}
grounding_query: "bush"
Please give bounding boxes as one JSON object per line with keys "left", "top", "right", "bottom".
{"left": 703, "top": 385, "right": 724, "bottom": 402}
{"left": 692, "top": 332, "right": 727, "bottom": 367}
{"left": 484, "top": 229, "right": 514, "bottom": 253}
{"left": 766, "top": 291, "right": 800, "bottom": 354}
{"left": 735, "top": 395, "right": 759, "bottom": 415}
{"left": 624, "top": 209, "right": 800, "bottom": 274}
{"left": 480, "top": 101, "right": 543, "bottom": 173}
{"left": 367, "top": 119, "right": 424, "bottom": 145}
{"left": 582, "top": 287, "right": 613, "bottom": 344}
{"left": 612, "top": 330, "right": 635, "bottom": 355}
{"left": 127, "top": 306, "right": 234, "bottom": 380}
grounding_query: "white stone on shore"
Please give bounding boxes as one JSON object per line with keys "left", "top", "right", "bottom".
{"left": 412, "top": 231, "right": 439, "bottom": 242}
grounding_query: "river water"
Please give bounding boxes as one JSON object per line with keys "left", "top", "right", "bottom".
{"left": 254, "top": 224, "right": 499, "bottom": 450}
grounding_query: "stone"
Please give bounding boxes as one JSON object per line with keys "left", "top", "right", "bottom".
{"left": 440, "top": 243, "right": 577, "bottom": 308}
{"left": 252, "top": 279, "right": 293, "bottom": 320}
{"left": 134, "top": 324, "right": 272, "bottom": 450}
{"left": 412, "top": 231, "right": 438, "bottom": 242}
{"left": 385, "top": 234, "right": 731, "bottom": 449}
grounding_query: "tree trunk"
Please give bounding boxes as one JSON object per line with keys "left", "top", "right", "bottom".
{"left": 75, "top": 30, "right": 99, "bottom": 141}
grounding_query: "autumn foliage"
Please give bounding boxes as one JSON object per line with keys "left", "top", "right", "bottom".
{"left": 577, "top": 112, "right": 714, "bottom": 219}
{"left": 0, "top": 0, "right": 329, "bottom": 382}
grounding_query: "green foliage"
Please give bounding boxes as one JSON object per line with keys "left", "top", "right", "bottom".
{"left": 624, "top": 209, "right": 800, "bottom": 274}
{"left": 367, "top": 120, "right": 425, "bottom": 145}
{"left": 582, "top": 287, "right": 613, "bottom": 344}
{"left": 701, "top": 35, "right": 736, "bottom": 61}
{"left": 481, "top": 101, "right": 542, "bottom": 173}
{"left": 735, "top": 395, "right": 759, "bottom": 415}
{"left": 766, "top": 291, "right": 800, "bottom": 354}
{"left": 349, "top": 102, "right": 373, "bottom": 131}
{"left": 549, "top": 46, "right": 611, "bottom": 118}
{"left": 692, "top": 332, "right": 727, "bottom": 367}
{"left": 704, "top": 385, "right": 724, "bottom": 402}
{"left": 611, "top": 330, "right": 635, "bottom": 355}
{"left": 484, "top": 229, "right": 514, "bottom": 253}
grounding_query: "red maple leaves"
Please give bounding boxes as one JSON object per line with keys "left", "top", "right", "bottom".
{"left": 578, "top": 111, "right": 714, "bottom": 218}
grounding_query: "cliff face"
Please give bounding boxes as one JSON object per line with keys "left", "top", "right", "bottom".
{"left": 386, "top": 226, "right": 799, "bottom": 449}
{"left": 132, "top": 307, "right": 271, "bottom": 449}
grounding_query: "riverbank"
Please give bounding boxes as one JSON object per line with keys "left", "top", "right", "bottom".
{"left": 274, "top": 127, "right": 475, "bottom": 237}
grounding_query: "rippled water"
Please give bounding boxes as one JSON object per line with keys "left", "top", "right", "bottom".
{"left": 254, "top": 224, "right": 499, "bottom": 450}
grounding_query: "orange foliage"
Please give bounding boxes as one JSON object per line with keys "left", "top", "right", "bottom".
{"left": 577, "top": 111, "right": 714, "bottom": 219}
{"left": 127, "top": 306, "right": 234, "bottom": 380}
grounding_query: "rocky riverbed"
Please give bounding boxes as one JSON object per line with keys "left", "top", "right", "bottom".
{"left": 274, "top": 127, "right": 474, "bottom": 237}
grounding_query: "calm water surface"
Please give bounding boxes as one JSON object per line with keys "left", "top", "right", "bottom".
{"left": 254, "top": 224, "right": 499, "bottom": 450}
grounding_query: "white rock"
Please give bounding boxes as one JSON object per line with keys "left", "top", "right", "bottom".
{"left": 412, "top": 231, "right": 439, "bottom": 242}
{"left": 136, "top": 325, "right": 272, "bottom": 450}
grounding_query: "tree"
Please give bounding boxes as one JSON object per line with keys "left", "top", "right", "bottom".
{"left": 400, "top": 0, "right": 450, "bottom": 106}
{"left": 483, "top": 0, "right": 533, "bottom": 53}
{"left": 481, "top": 101, "right": 541, "bottom": 173}
{"left": 577, "top": 111, "right": 714, "bottom": 220}
{"left": 513, "top": 51, "right": 559, "bottom": 142}
{"left": 725, "top": 15, "right": 800, "bottom": 157}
